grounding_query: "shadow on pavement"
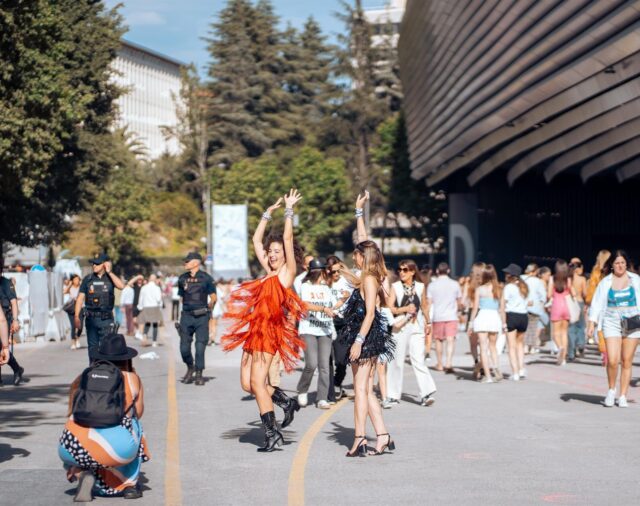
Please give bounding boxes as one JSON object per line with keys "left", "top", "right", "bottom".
{"left": 220, "top": 420, "right": 296, "bottom": 447}
{"left": 0, "top": 443, "right": 30, "bottom": 463}
{"left": 325, "top": 421, "right": 352, "bottom": 448}
{"left": 560, "top": 393, "right": 603, "bottom": 405}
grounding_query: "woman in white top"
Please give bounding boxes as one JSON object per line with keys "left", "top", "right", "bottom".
{"left": 501, "top": 264, "right": 529, "bottom": 381}
{"left": 64, "top": 275, "right": 82, "bottom": 349}
{"left": 137, "top": 274, "right": 163, "bottom": 346}
{"left": 296, "top": 259, "right": 337, "bottom": 409}
{"left": 470, "top": 264, "right": 503, "bottom": 383}
{"left": 587, "top": 250, "right": 640, "bottom": 408}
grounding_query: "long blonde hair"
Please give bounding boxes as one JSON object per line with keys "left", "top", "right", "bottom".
{"left": 340, "top": 240, "right": 388, "bottom": 290}
{"left": 481, "top": 264, "right": 502, "bottom": 299}
{"left": 467, "top": 261, "right": 486, "bottom": 303}
{"left": 593, "top": 249, "right": 611, "bottom": 273}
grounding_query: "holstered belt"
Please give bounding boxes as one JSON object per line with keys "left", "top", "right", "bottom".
{"left": 85, "top": 310, "right": 113, "bottom": 320}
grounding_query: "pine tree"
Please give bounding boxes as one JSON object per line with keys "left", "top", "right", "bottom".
{"left": 281, "top": 17, "right": 338, "bottom": 144}
{"left": 205, "top": 0, "right": 268, "bottom": 166}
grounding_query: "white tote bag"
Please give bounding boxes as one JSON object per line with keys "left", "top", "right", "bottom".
{"left": 565, "top": 294, "right": 580, "bottom": 324}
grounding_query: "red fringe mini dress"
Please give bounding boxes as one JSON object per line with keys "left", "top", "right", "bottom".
{"left": 222, "top": 275, "right": 306, "bottom": 372}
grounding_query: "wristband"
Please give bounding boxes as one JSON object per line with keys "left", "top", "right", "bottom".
{"left": 355, "top": 334, "right": 365, "bottom": 344}
{"left": 284, "top": 208, "right": 294, "bottom": 219}
{"left": 355, "top": 208, "right": 364, "bottom": 218}
{"left": 262, "top": 212, "right": 272, "bottom": 221}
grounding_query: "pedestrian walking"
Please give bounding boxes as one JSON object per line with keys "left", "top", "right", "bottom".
{"left": 296, "top": 259, "right": 338, "bottom": 410}
{"left": 337, "top": 191, "right": 396, "bottom": 457}
{"left": 294, "top": 254, "right": 315, "bottom": 295}
{"left": 63, "top": 274, "right": 82, "bottom": 350}
{"left": 137, "top": 273, "right": 163, "bottom": 347}
{"left": 427, "top": 262, "right": 462, "bottom": 373}
{"left": 176, "top": 252, "right": 217, "bottom": 386}
{"left": 464, "top": 262, "right": 485, "bottom": 379}
{"left": 222, "top": 190, "right": 305, "bottom": 451}
{"left": 326, "top": 255, "right": 352, "bottom": 402}
{"left": 171, "top": 279, "right": 181, "bottom": 321}
{"left": 0, "top": 268, "right": 25, "bottom": 385}
{"left": 120, "top": 279, "right": 136, "bottom": 336}
{"left": 132, "top": 276, "right": 144, "bottom": 340}
{"left": 74, "top": 253, "right": 125, "bottom": 361}
{"left": 501, "top": 264, "right": 529, "bottom": 380}
{"left": 548, "top": 259, "right": 575, "bottom": 366}
{"left": 568, "top": 258, "right": 587, "bottom": 360}
{"left": 59, "top": 333, "right": 149, "bottom": 501}
{"left": 585, "top": 250, "right": 611, "bottom": 355}
{"left": 470, "top": 264, "right": 503, "bottom": 383}
{"left": 522, "top": 264, "right": 546, "bottom": 354}
{"left": 384, "top": 260, "right": 436, "bottom": 407}
{"left": 587, "top": 250, "right": 640, "bottom": 408}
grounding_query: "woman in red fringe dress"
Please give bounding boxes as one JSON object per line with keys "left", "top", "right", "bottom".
{"left": 222, "top": 189, "right": 306, "bottom": 452}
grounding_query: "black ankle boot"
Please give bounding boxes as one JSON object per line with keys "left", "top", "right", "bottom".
{"left": 257, "top": 411, "right": 283, "bottom": 452}
{"left": 194, "top": 370, "right": 204, "bottom": 386}
{"left": 182, "top": 366, "right": 194, "bottom": 384}
{"left": 271, "top": 387, "right": 300, "bottom": 428}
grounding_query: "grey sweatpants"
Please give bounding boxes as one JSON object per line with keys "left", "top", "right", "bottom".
{"left": 296, "top": 334, "right": 333, "bottom": 402}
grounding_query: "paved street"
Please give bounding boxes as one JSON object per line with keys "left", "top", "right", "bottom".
{"left": 1, "top": 322, "right": 640, "bottom": 506}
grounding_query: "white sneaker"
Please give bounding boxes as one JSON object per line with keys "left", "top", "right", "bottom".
{"left": 510, "top": 374, "right": 520, "bottom": 381}
{"left": 152, "top": 342, "right": 158, "bottom": 348}
{"left": 317, "top": 400, "right": 330, "bottom": 409}
{"left": 381, "top": 398, "right": 394, "bottom": 409}
{"left": 617, "top": 395, "right": 628, "bottom": 408}
{"left": 604, "top": 389, "right": 616, "bottom": 407}
{"left": 297, "top": 393, "right": 308, "bottom": 407}
{"left": 519, "top": 368, "right": 527, "bottom": 379}
{"left": 480, "top": 377, "right": 494, "bottom": 384}
{"left": 134, "top": 332, "right": 143, "bottom": 341}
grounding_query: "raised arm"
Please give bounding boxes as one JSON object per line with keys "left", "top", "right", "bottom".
{"left": 254, "top": 197, "right": 283, "bottom": 272}
{"left": 282, "top": 189, "right": 302, "bottom": 286}
{"left": 105, "top": 262, "right": 125, "bottom": 290}
{"left": 355, "top": 191, "right": 369, "bottom": 244}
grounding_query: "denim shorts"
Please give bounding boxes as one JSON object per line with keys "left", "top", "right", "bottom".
{"left": 602, "top": 308, "right": 640, "bottom": 338}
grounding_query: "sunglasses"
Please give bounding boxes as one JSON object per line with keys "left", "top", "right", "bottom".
{"left": 330, "top": 269, "right": 341, "bottom": 274}
{"left": 397, "top": 267, "right": 412, "bottom": 273}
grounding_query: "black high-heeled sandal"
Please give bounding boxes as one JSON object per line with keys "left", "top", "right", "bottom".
{"left": 345, "top": 436, "right": 368, "bottom": 457}
{"left": 368, "top": 433, "right": 396, "bottom": 455}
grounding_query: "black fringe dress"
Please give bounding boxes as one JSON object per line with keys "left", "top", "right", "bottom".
{"left": 338, "top": 289, "right": 395, "bottom": 364}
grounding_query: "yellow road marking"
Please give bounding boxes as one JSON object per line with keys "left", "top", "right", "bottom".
{"left": 288, "top": 398, "right": 348, "bottom": 506}
{"left": 165, "top": 334, "right": 182, "bottom": 506}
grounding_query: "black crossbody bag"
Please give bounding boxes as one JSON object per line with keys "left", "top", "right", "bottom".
{"left": 621, "top": 314, "right": 640, "bottom": 333}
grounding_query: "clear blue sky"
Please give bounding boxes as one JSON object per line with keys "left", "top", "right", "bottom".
{"left": 104, "top": 0, "right": 386, "bottom": 73}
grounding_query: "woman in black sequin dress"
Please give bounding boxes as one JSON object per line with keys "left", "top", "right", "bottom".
{"left": 338, "top": 192, "right": 396, "bottom": 457}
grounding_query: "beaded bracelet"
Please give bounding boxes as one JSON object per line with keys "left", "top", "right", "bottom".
{"left": 261, "top": 212, "right": 272, "bottom": 221}
{"left": 284, "top": 208, "right": 294, "bottom": 219}
{"left": 355, "top": 208, "right": 364, "bottom": 218}
{"left": 355, "top": 334, "right": 365, "bottom": 344}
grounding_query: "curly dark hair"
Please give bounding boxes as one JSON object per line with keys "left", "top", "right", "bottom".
{"left": 263, "top": 233, "right": 305, "bottom": 270}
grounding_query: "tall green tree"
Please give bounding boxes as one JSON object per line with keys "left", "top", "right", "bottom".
{"left": 281, "top": 17, "right": 338, "bottom": 145}
{"left": 89, "top": 130, "right": 151, "bottom": 270}
{"left": 0, "top": 0, "right": 123, "bottom": 248}
{"left": 211, "top": 147, "right": 352, "bottom": 262}
{"left": 374, "top": 113, "right": 447, "bottom": 252}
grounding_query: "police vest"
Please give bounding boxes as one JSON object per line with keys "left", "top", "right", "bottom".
{"left": 86, "top": 277, "right": 115, "bottom": 310}
{"left": 182, "top": 275, "right": 209, "bottom": 308}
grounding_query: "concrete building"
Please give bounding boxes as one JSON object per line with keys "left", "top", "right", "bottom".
{"left": 364, "top": 0, "right": 406, "bottom": 47}
{"left": 399, "top": 0, "right": 640, "bottom": 274}
{"left": 112, "top": 40, "right": 184, "bottom": 159}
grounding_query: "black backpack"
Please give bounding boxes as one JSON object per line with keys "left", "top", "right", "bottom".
{"left": 72, "top": 361, "right": 127, "bottom": 428}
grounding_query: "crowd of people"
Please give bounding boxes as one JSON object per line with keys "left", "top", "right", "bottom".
{"left": 2, "top": 192, "right": 634, "bottom": 500}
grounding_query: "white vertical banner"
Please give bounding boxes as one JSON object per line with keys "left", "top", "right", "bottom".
{"left": 212, "top": 204, "right": 250, "bottom": 279}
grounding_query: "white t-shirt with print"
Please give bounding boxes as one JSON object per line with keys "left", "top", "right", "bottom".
{"left": 299, "top": 283, "right": 338, "bottom": 337}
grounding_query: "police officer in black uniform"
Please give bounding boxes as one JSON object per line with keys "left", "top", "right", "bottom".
{"left": 177, "top": 252, "right": 216, "bottom": 386}
{"left": 0, "top": 269, "right": 25, "bottom": 386}
{"left": 75, "top": 253, "right": 126, "bottom": 360}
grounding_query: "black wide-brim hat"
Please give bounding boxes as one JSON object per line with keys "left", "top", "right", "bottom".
{"left": 91, "top": 333, "right": 138, "bottom": 361}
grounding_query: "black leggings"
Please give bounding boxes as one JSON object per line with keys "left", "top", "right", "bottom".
{"left": 144, "top": 322, "right": 158, "bottom": 342}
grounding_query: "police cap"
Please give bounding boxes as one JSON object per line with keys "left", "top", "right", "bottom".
{"left": 89, "top": 253, "right": 110, "bottom": 265}
{"left": 183, "top": 251, "right": 203, "bottom": 263}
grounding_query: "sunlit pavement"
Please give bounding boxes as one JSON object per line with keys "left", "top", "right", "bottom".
{"left": 1, "top": 324, "right": 639, "bottom": 506}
